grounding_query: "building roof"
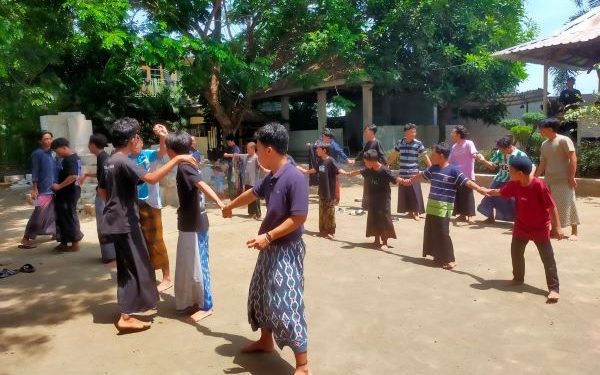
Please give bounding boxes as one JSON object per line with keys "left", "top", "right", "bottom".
{"left": 502, "top": 88, "right": 547, "bottom": 106}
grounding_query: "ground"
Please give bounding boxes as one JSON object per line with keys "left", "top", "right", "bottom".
{"left": 1, "top": 182, "right": 599, "bottom": 375}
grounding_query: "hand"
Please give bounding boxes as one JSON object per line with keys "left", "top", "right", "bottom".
{"left": 551, "top": 228, "right": 565, "bottom": 241}
{"left": 246, "top": 234, "right": 269, "bottom": 250}
{"left": 77, "top": 175, "right": 87, "bottom": 186}
{"left": 217, "top": 201, "right": 226, "bottom": 210}
{"left": 51, "top": 183, "right": 60, "bottom": 191}
{"left": 31, "top": 189, "right": 38, "bottom": 200}
{"left": 222, "top": 205, "right": 232, "bottom": 218}
{"left": 403, "top": 179, "right": 412, "bottom": 186}
{"left": 153, "top": 124, "right": 168, "bottom": 138}
{"left": 568, "top": 177, "right": 577, "bottom": 189}
{"left": 347, "top": 159, "right": 356, "bottom": 165}
{"left": 176, "top": 154, "right": 200, "bottom": 167}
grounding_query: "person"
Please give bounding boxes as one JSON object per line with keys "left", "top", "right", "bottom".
{"left": 320, "top": 128, "right": 349, "bottom": 203}
{"left": 190, "top": 135, "right": 203, "bottom": 162}
{"left": 344, "top": 149, "right": 399, "bottom": 250}
{"left": 18, "top": 131, "right": 58, "bottom": 249}
{"left": 51, "top": 138, "right": 84, "bottom": 252}
{"left": 80, "top": 133, "right": 116, "bottom": 263}
{"left": 535, "top": 118, "right": 580, "bottom": 240}
{"left": 350, "top": 124, "right": 387, "bottom": 210}
{"left": 224, "top": 142, "right": 265, "bottom": 219}
{"left": 98, "top": 117, "right": 198, "bottom": 333}
{"left": 403, "top": 143, "right": 486, "bottom": 269}
{"left": 222, "top": 122, "right": 310, "bottom": 375}
{"left": 223, "top": 134, "right": 241, "bottom": 199}
{"left": 165, "top": 131, "right": 225, "bottom": 322}
{"left": 476, "top": 135, "right": 527, "bottom": 224}
{"left": 211, "top": 159, "right": 226, "bottom": 198}
{"left": 558, "top": 77, "right": 583, "bottom": 108}
{"left": 130, "top": 124, "right": 172, "bottom": 292}
{"left": 391, "top": 123, "right": 431, "bottom": 221}
{"left": 483, "top": 156, "right": 561, "bottom": 302}
{"left": 448, "top": 125, "right": 478, "bottom": 223}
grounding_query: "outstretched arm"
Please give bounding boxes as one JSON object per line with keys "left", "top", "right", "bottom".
{"left": 340, "top": 169, "right": 361, "bottom": 177}
{"left": 222, "top": 189, "right": 258, "bottom": 217}
{"left": 143, "top": 154, "right": 197, "bottom": 184}
{"left": 153, "top": 124, "right": 168, "bottom": 158}
{"left": 465, "top": 179, "right": 487, "bottom": 195}
{"left": 196, "top": 180, "right": 225, "bottom": 209}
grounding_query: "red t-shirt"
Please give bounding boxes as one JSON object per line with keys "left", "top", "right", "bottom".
{"left": 500, "top": 178, "right": 556, "bottom": 241}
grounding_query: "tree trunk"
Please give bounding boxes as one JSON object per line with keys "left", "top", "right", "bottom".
{"left": 437, "top": 105, "right": 453, "bottom": 143}
{"left": 203, "top": 67, "right": 234, "bottom": 135}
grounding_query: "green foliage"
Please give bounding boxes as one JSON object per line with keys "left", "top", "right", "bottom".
{"left": 510, "top": 125, "right": 534, "bottom": 147}
{"left": 499, "top": 118, "right": 524, "bottom": 130}
{"left": 564, "top": 102, "right": 600, "bottom": 128}
{"left": 521, "top": 112, "right": 546, "bottom": 127}
{"left": 577, "top": 140, "right": 600, "bottom": 178}
{"left": 525, "top": 131, "right": 543, "bottom": 166}
{"left": 474, "top": 148, "right": 497, "bottom": 174}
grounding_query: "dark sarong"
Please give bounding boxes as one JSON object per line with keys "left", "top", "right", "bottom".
{"left": 423, "top": 214, "right": 455, "bottom": 263}
{"left": 477, "top": 180, "right": 515, "bottom": 222}
{"left": 397, "top": 183, "right": 425, "bottom": 214}
{"left": 95, "top": 194, "right": 116, "bottom": 262}
{"left": 55, "top": 187, "right": 83, "bottom": 243}
{"left": 366, "top": 196, "right": 396, "bottom": 240}
{"left": 245, "top": 185, "right": 261, "bottom": 218}
{"left": 138, "top": 201, "right": 169, "bottom": 270}
{"left": 24, "top": 194, "right": 56, "bottom": 240}
{"left": 452, "top": 184, "right": 476, "bottom": 217}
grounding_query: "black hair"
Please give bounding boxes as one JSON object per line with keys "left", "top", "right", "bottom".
{"left": 364, "top": 149, "right": 379, "bottom": 161}
{"left": 317, "top": 143, "right": 332, "bottom": 155}
{"left": 165, "top": 130, "right": 192, "bottom": 155}
{"left": 364, "top": 124, "right": 377, "bottom": 134}
{"left": 254, "top": 122, "right": 289, "bottom": 155}
{"left": 433, "top": 143, "right": 451, "bottom": 159}
{"left": 404, "top": 123, "right": 417, "bottom": 132}
{"left": 452, "top": 125, "right": 469, "bottom": 139}
{"left": 539, "top": 117, "right": 560, "bottom": 132}
{"left": 38, "top": 130, "right": 53, "bottom": 141}
{"left": 225, "top": 134, "right": 235, "bottom": 142}
{"left": 496, "top": 135, "right": 513, "bottom": 149}
{"left": 89, "top": 133, "right": 108, "bottom": 149}
{"left": 111, "top": 117, "right": 140, "bottom": 148}
{"left": 50, "top": 137, "right": 70, "bottom": 150}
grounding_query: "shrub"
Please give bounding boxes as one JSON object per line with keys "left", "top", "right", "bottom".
{"left": 577, "top": 140, "right": 600, "bottom": 178}
{"left": 510, "top": 125, "right": 534, "bottom": 147}
{"left": 524, "top": 132, "right": 543, "bottom": 166}
{"left": 475, "top": 148, "right": 497, "bottom": 174}
{"left": 521, "top": 112, "right": 546, "bottom": 127}
{"left": 499, "top": 118, "right": 523, "bottom": 130}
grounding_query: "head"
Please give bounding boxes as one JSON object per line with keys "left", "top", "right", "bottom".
{"left": 322, "top": 128, "right": 333, "bottom": 144}
{"left": 431, "top": 143, "right": 451, "bottom": 165}
{"left": 254, "top": 122, "right": 289, "bottom": 170}
{"left": 165, "top": 130, "right": 192, "bottom": 158}
{"left": 363, "top": 149, "right": 380, "bottom": 169}
{"left": 190, "top": 135, "right": 197, "bottom": 149}
{"left": 225, "top": 134, "right": 236, "bottom": 147}
{"left": 363, "top": 124, "right": 377, "bottom": 141}
{"left": 538, "top": 117, "right": 559, "bottom": 139}
{"left": 50, "top": 137, "right": 71, "bottom": 157}
{"left": 111, "top": 117, "right": 141, "bottom": 153}
{"left": 508, "top": 156, "right": 533, "bottom": 183}
{"left": 88, "top": 133, "right": 108, "bottom": 155}
{"left": 567, "top": 77, "right": 576, "bottom": 89}
{"left": 450, "top": 125, "right": 468, "bottom": 143}
{"left": 404, "top": 123, "right": 417, "bottom": 141}
{"left": 316, "top": 143, "right": 331, "bottom": 159}
{"left": 496, "top": 135, "right": 514, "bottom": 155}
{"left": 246, "top": 141, "right": 256, "bottom": 156}
{"left": 38, "top": 131, "right": 53, "bottom": 150}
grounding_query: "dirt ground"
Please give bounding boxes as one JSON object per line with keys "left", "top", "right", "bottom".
{"left": 1, "top": 182, "right": 599, "bottom": 375}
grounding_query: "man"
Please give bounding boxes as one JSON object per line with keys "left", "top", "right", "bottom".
{"left": 559, "top": 77, "right": 583, "bottom": 108}
{"left": 350, "top": 124, "right": 387, "bottom": 210}
{"left": 18, "top": 131, "right": 58, "bottom": 249}
{"left": 223, "top": 134, "right": 241, "bottom": 198}
{"left": 535, "top": 118, "right": 580, "bottom": 240}
{"left": 307, "top": 128, "right": 349, "bottom": 197}
{"left": 190, "top": 135, "right": 203, "bottom": 162}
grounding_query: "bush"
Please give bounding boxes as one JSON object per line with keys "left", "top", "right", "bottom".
{"left": 475, "top": 148, "right": 497, "bottom": 174}
{"left": 521, "top": 112, "right": 546, "bottom": 127}
{"left": 524, "top": 132, "right": 543, "bottom": 166}
{"left": 510, "top": 125, "right": 534, "bottom": 147}
{"left": 499, "top": 118, "right": 523, "bottom": 130}
{"left": 577, "top": 140, "right": 600, "bottom": 178}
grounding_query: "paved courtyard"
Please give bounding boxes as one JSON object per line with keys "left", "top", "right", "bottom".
{"left": 1, "top": 182, "right": 599, "bottom": 375}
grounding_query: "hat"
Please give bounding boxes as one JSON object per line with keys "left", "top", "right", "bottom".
{"left": 322, "top": 128, "right": 333, "bottom": 137}
{"left": 509, "top": 156, "right": 533, "bottom": 175}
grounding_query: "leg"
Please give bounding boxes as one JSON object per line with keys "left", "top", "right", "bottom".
{"left": 569, "top": 224, "right": 578, "bottom": 240}
{"left": 242, "top": 328, "right": 276, "bottom": 353}
{"left": 533, "top": 240, "right": 560, "bottom": 299}
{"left": 116, "top": 313, "right": 151, "bottom": 332}
{"left": 294, "top": 351, "right": 310, "bottom": 375}
{"left": 318, "top": 199, "right": 326, "bottom": 235}
{"left": 510, "top": 237, "right": 528, "bottom": 284}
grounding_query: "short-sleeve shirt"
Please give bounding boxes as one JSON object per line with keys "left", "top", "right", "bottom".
{"left": 422, "top": 164, "right": 468, "bottom": 218}
{"left": 176, "top": 162, "right": 209, "bottom": 232}
{"left": 100, "top": 152, "right": 148, "bottom": 234}
{"left": 357, "top": 139, "right": 387, "bottom": 165}
{"left": 252, "top": 162, "right": 308, "bottom": 245}
{"left": 56, "top": 153, "right": 82, "bottom": 198}
{"left": 317, "top": 157, "right": 339, "bottom": 201}
{"left": 31, "top": 148, "right": 58, "bottom": 195}
{"left": 239, "top": 154, "right": 261, "bottom": 187}
{"left": 559, "top": 88, "right": 582, "bottom": 107}
{"left": 394, "top": 138, "right": 426, "bottom": 178}
{"left": 224, "top": 145, "right": 241, "bottom": 166}
{"left": 449, "top": 140, "right": 477, "bottom": 179}
{"left": 96, "top": 151, "right": 109, "bottom": 188}
{"left": 540, "top": 134, "right": 575, "bottom": 184}
{"left": 490, "top": 148, "right": 527, "bottom": 183}
{"left": 132, "top": 149, "right": 162, "bottom": 209}
{"left": 500, "top": 178, "right": 555, "bottom": 241}
{"left": 360, "top": 167, "right": 396, "bottom": 201}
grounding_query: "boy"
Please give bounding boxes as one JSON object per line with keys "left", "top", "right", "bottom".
{"left": 98, "top": 117, "right": 197, "bottom": 332}
{"left": 344, "top": 149, "right": 399, "bottom": 250}
{"left": 484, "top": 156, "right": 561, "bottom": 302}
{"left": 224, "top": 142, "right": 264, "bottom": 219}
{"left": 223, "top": 134, "right": 241, "bottom": 198}
{"left": 349, "top": 124, "right": 387, "bottom": 210}
{"left": 51, "top": 137, "right": 83, "bottom": 252}
{"left": 404, "top": 143, "right": 486, "bottom": 269}
{"left": 165, "top": 131, "right": 225, "bottom": 322}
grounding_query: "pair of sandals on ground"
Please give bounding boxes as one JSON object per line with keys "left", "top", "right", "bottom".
{"left": 0, "top": 264, "right": 36, "bottom": 278}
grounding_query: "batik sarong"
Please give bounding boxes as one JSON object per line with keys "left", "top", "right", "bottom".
{"left": 95, "top": 194, "right": 116, "bottom": 262}
{"left": 546, "top": 181, "right": 580, "bottom": 228}
{"left": 138, "top": 201, "right": 169, "bottom": 270}
{"left": 477, "top": 180, "right": 515, "bottom": 222}
{"left": 318, "top": 198, "right": 336, "bottom": 235}
{"left": 175, "top": 230, "right": 213, "bottom": 311}
{"left": 397, "top": 183, "right": 425, "bottom": 214}
{"left": 423, "top": 214, "right": 455, "bottom": 264}
{"left": 24, "top": 194, "right": 56, "bottom": 240}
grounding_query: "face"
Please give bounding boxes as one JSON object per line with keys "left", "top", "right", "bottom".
{"left": 54, "top": 146, "right": 68, "bottom": 158}
{"left": 316, "top": 147, "right": 326, "bottom": 158}
{"left": 364, "top": 159, "right": 376, "bottom": 169}
{"left": 364, "top": 128, "right": 374, "bottom": 140}
{"left": 256, "top": 141, "right": 272, "bottom": 169}
{"left": 191, "top": 136, "right": 197, "bottom": 148}
{"left": 450, "top": 129, "right": 461, "bottom": 143}
{"left": 226, "top": 140, "right": 234, "bottom": 147}
{"left": 39, "top": 133, "right": 53, "bottom": 150}
{"left": 247, "top": 144, "right": 255, "bottom": 155}
{"left": 499, "top": 146, "right": 513, "bottom": 155}
{"left": 322, "top": 134, "right": 331, "bottom": 144}
{"left": 405, "top": 128, "right": 417, "bottom": 141}
{"left": 508, "top": 166, "right": 523, "bottom": 182}
{"left": 132, "top": 135, "right": 144, "bottom": 155}
{"left": 567, "top": 79, "right": 575, "bottom": 89}
{"left": 539, "top": 127, "right": 553, "bottom": 139}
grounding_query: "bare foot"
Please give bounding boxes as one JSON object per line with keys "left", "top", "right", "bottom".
{"left": 62, "top": 243, "right": 80, "bottom": 252}
{"left": 568, "top": 235, "right": 579, "bottom": 241}
{"left": 104, "top": 260, "right": 117, "bottom": 269}
{"left": 116, "top": 316, "right": 151, "bottom": 333}
{"left": 157, "top": 279, "right": 173, "bottom": 292}
{"left": 442, "top": 262, "right": 457, "bottom": 270}
{"left": 547, "top": 290, "right": 560, "bottom": 303}
{"left": 411, "top": 212, "right": 420, "bottom": 221}
{"left": 380, "top": 244, "right": 389, "bottom": 251}
{"left": 294, "top": 365, "right": 311, "bottom": 375}
{"left": 189, "top": 309, "right": 213, "bottom": 322}
{"left": 325, "top": 234, "right": 335, "bottom": 240}
{"left": 242, "top": 339, "right": 276, "bottom": 353}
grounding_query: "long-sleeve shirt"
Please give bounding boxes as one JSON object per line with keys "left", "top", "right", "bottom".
{"left": 31, "top": 148, "right": 58, "bottom": 195}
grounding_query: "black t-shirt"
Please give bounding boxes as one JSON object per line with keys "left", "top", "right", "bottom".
{"left": 559, "top": 88, "right": 582, "bottom": 107}
{"left": 356, "top": 139, "right": 387, "bottom": 165}
{"left": 57, "top": 153, "right": 81, "bottom": 198}
{"left": 360, "top": 167, "right": 396, "bottom": 198}
{"left": 99, "top": 152, "right": 148, "bottom": 234}
{"left": 317, "top": 157, "right": 339, "bottom": 200}
{"left": 176, "top": 162, "right": 209, "bottom": 232}
{"left": 96, "top": 151, "right": 109, "bottom": 188}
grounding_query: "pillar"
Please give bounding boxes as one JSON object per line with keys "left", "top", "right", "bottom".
{"left": 281, "top": 96, "right": 290, "bottom": 131}
{"left": 317, "top": 90, "right": 327, "bottom": 131}
{"left": 362, "top": 84, "right": 373, "bottom": 128}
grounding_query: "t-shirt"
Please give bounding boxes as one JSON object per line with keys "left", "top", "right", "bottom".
{"left": 252, "top": 162, "right": 308, "bottom": 245}
{"left": 356, "top": 139, "right": 387, "bottom": 165}
{"left": 132, "top": 149, "right": 162, "bottom": 209}
{"left": 559, "top": 88, "right": 582, "bottom": 107}
{"left": 96, "top": 151, "right": 109, "bottom": 188}
{"left": 360, "top": 167, "right": 396, "bottom": 202}
{"left": 31, "top": 148, "right": 58, "bottom": 195}
{"left": 99, "top": 152, "right": 148, "bottom": 234}
{"left": 490, "top": 148, "right": 527, "bottom": 183}
{"left": 500, "top": 178, "right": 555, "bottom": 241}
{"left": 394, "top": 138, "right": 426, "bottom": 178}
{"left": 225, "top": 145, "right": 241, "bottom": 166}
{"left": 56, "top": 153, "right": 82, "bottom": 199}
{"left": 540, "top": 134, "right": 575, "bottom": 184}
{"left": 176, "top": 162, "right": 209, "bottom": 232}
{"left": 239, "top": 154, "right": 261, "bottom": 187}
{"left": 422, "top": 164, "right": 468, "bottom": 218}
{"left": 317, "top": 157, "right": 339, "bottom": 201}
{"left": 449, "top": 140, "right": 477, "bottom": 179}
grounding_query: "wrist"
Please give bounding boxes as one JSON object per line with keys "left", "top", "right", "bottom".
{"left": 265, "top": 232, "right": 273, "bottom": 244}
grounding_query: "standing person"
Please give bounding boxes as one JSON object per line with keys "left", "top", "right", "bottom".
{"left": 535, "top": 118, "right": 580, "bottom": 240}
{"left": 224, "top": 142, "right": 264, "bottom": 219}
{"left": 393, "top": 123, "right": 431, "bottom": 220}
{"left": 558, "top": 77, "right": 583, "bottom": 108}
{"left": 80, "top": 134, "right": 116, "bottom": 263}
{"left": 350, "top": 124, "right": 387, "bottom": 210}
{"left": 448, "top": 125, "right": 478, "bottom": 223}
{"left": 18, "top": 131, "right": 58, "bottom": 249}
{"left": 343, "top": 149, "right": 400, "bottom": 250}
{"left": 165, "top": 131, "right": 225, "bottom": 322}
{"left": 98, "top": 117, "right": 198, "bottom": 332}
{"left": 190, "top": 135, "right": 203, "bottom": 162}
{"left": 321, "top": 128, "right": 349, "bottom": 203}
{"left": 223, "top": 134, "right": 241, "bottom": 199}
{"left": 50, "top": 138, "right": 84, "bottom": 252}
{"left": 222, "top": 122, "right": 311, "bottom": 375}
{"left": 404, "top": 143, "right": 486, "bottom": 269}
{"left": 484, "top": 156, "right": 562, "bottom": 302}
{"left": 476, "top": 135, "right": 527, "bottom": 224}
{"left": 131, "top": 124, "right": 172, "bottom": 292}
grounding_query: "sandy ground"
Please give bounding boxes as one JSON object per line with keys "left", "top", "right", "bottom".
{"left": 1, "top": 182, "right": 600, "bottom": 375}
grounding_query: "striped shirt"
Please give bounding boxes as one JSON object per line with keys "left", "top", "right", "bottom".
{"left": 394, "top": 138, "right": 426, "bottom": 178}
{"left": 490, "top": 148, "right": 526, "bottom": 183}
{"left": 422, "top": 165, "right": 468, "bottom": 217}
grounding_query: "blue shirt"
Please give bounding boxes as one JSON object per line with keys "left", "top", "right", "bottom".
{"left": 394, "top": 138, "right": 426, "bottom": 178}
{"left": 31, "top": 148, "right": 57, "bottom": 195}
{"left": 422, "top": 164, "right": 468, "bottom": 218}
{"left": 328, "top": 139, "right": 349, "bottom": 163}
{"left": 132, "top": 149, "right": 162, "bottom": 209}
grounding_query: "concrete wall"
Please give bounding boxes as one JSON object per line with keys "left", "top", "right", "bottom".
{"left": 288, "top": 128, "right": 343, "bottom": 156}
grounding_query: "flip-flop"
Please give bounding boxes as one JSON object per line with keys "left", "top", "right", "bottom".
{"left": 18, "top": 243, "right": 37, "bottom": 249}
{"left": 19, "top": 264, "right": 35, "bottom": 273}
{"left": 0, "top": 268, "right": 19, "bottom": 278}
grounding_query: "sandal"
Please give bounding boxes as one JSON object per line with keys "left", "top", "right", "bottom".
{"left": 0, "top": 268, "right": 19, "bottom": 278}
{"left": 18, "top": 243, "right": 37, "bottom": 249}
{"left": 19, "top": 264, "right": 35, "bottom": 273}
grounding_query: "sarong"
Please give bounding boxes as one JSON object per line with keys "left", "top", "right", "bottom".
{"left": 24, "top": 194, "right": 56, "bottom": 240}
{"left": 547, "top": 181, "right": 580, "bottom": 228}
{"left": 318, "top": 198, "right": 336, "bottom": 235}
{"left": 95, "top": 194, "right": 116, "bottom": 262}
{"left": 397, "top": 183, "right": 425, "bottom": 214}
{"left": 423, "top": 214, "right": 455, "bottom": 263}
{"left": 452, "top": 184, "right": 476, "bottom": 217}
{"left": 477, "top": 180, "right": 515, "bottom": 222}
{"left": 175, "top": 230, "right": 213, "bottom": 311}
{"left": 138, "top": 201, "right": 169, "bottom": 270}
{"left": 54, "top": 188, "right": 83, "bottom": 243}
{"left": 248, "top": 238, "right": 308, "bottom": 353}
{"left": 107, "top": 226, "right": 159, "bottom": 314}
{"left": 366, "top": 197, "right": 396, "bottom": 240}
{"left": 245, "top": 185, "right": 261, "bottom": 218}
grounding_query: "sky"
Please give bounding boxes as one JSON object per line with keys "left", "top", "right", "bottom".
{"left": 517, "top": 0, "right": 598, "bottom": 94}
